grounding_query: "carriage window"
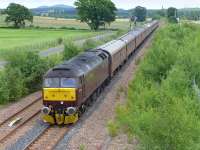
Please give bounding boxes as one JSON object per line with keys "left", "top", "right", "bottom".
{"left": 44, "top": 78, "right": 60, "bottom": 88}
{"left": 61, "top": 78, "right": 78, "bottom": 88}
{"left": 98, "top": 53, "right": 107, "bottom": 60}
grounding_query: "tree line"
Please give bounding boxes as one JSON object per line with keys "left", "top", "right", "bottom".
{"left": 1, "top": 1, "right": 200, "bottom": 29}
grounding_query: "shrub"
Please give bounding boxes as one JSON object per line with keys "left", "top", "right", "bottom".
{"left": 79, "top": 144, "right": 86, "bottom": 150}
{"left": 45, "top": 54, "right": 62, "bottom": 68}
{"left": 107, "top": 120, "right": 119, "bottom": 137}
{"left": 116, "top": 23, "right": 200, "bottom": 149}
{"left": 6, "top": 50, "right": 48, "bottom": 92}
{"left": 57, "top": 37, "right": 63, "bottom": 45}
{"left": 63, "top": 41, "right": 81, "bottom": 60}
{"left": 0, "top": 49, "right": 63, "bottom": 104}
{"left": 5, "top": 67, "right": 27, "bottom": 101}
{"left": 0, "top": 67, "right": 26, "bottom": 104}
{"left": 0, "top": 71, "right": 10, "bottom": 104}
{"left": 168, "top": 16, "right": 178, "bottom": 23}
{"left": 82, "top": 39, "right": 98, "bottom": 51}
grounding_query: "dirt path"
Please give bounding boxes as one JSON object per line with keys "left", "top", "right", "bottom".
{"left": 65, "top": 34, "right": 155, "bottom": 150}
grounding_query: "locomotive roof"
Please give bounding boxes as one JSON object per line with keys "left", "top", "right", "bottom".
{"left": 97, "top": 40, "right": 126, "bottom": 55}
{"left": 44, "top": 50, "right": 107, "bottom": 78}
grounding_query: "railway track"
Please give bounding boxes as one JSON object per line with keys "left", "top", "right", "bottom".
{"left": 24, "top": 126, "right": 69, "bottom": 150}
{"left": 0, "top": 98, "right": 42, "bottom": 148}
{"left": 0, "top": 97, "right": 42, "bottom": 125}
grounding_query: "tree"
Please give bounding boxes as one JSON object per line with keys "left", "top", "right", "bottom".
{"left": 134, "top": 6, "right": 147, "bottom": 22}
{"left": 5, "top": 3, "right": 33, "bottom": 28}
{"left": 74, "top": 0, "right": 117, "bottom": 30}
{"left": 167, "top": 7, "right": 178, "bottom": 23}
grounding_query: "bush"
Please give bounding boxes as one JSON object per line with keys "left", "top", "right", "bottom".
{"left": 0, "top": 67, "right": 26, "bottom": 103}
{"left": 0, "top": 49, "right": 64, "bottom": 104}
{"left": 63, "top": 41, "right": 81, "bottom": 60}
{"left": 107, "top": 120, "right": 119, "bottom": 137}
{"left": 5, "top": 67, "right": 27, "bottom": 101}
{"left": 6, "top": 50, "right": 48, "bottom": 92}
{"left": 168, "top": 16, "right": 178, "bottom": 23}
{"left": 116, "top": 23, "right": 200, "bottom": 149}
{"left": 57, "top": 37, "right": 63, "bottom": 45}
{"left": 0, "top": 50, "right": 50, "bottom": 104}
{"left": 82, "top": 39, "right": 100, "bottom": 51}
{"left": 0, "top": 71, "right": 10, "bottom": 104}
{"left": 45, "top": 54, "right": 62, "bottom": 68}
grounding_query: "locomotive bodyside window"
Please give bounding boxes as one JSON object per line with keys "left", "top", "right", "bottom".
{"left": 61, "top": 78, "right": 78, "bottom": 88}
{"left": 44, "top": 78, "right": 60, "bottom": 88}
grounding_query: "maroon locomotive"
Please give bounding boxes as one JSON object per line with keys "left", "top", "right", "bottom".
{"left": 41, "top": 21, "right": 159, "bottom": 125}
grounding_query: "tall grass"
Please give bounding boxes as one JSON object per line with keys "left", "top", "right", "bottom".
{"left": 116, "top": 23, "right": 200, "bottom": 149}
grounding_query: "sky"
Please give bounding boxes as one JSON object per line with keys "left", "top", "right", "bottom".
{"left": 1, "top": 0, "right": 200, "bottom": 9}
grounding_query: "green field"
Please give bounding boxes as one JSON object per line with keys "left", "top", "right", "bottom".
{"left": 0, "top": 15, "right": 127, "bottom": 55}
{"left": 0, "top": 28, "right": 102, "bottom": 53}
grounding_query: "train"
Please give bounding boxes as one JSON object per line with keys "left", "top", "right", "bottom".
{"left": 41, "top": 21, "right": 159, "bottom": 125}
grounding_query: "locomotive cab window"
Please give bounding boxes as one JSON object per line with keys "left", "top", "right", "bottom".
{"left": 44, "top": 78, "right": 60, "bottom": 88}
{"left": 61, "top": 78, "right": 78, "bottom": 88}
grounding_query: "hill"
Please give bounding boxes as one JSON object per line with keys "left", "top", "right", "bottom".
{"left": 31, "top": 5, "right": 77, "bottom": 18}
{"left": 31, "top": 5, "right": 130, "bottom": 18}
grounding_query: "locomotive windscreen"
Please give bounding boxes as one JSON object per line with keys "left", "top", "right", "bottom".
{"left": 44, "top": 78, "right": 60, "bottom": 88}
{"left": 44, "top": 78, "right": 78, "bottom": 88}
{"left": 61, "top": 78, "right": 78, "bottom": 88}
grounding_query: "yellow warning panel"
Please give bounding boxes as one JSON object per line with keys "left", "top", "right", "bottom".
{"left": 43, "top": 88, "right": 76, "bottom": 101}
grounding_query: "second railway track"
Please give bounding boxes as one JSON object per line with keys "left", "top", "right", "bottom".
{"left": 0, "top": 99, "right": 42, "bottom": 149}
{"left": 0, "top": 92, "right": 42, "bottom": 126}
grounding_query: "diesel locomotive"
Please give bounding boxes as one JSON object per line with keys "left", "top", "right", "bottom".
{"left": 42, "top": 21, "right": 159, "bottom": 125}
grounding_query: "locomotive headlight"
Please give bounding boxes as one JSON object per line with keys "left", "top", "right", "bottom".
{"left": 41, "top": 107, "right": 51, "bottom": 115}
{"left": 66, "top": 107, "right": 76, "bottom": 115}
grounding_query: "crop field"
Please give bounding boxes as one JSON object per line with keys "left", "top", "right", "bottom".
{"left": 33, "top": 16, "right": 130, "bottom": 29}
{"left": 0, "top": 28, "right": 102, "bottom": 53}
{"left": 0, "top": 15, "right": 130, "bottom": 30}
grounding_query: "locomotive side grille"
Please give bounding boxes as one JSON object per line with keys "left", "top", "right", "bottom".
{"left": 43, "top": 88, "right": 76, "bottom": 101}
